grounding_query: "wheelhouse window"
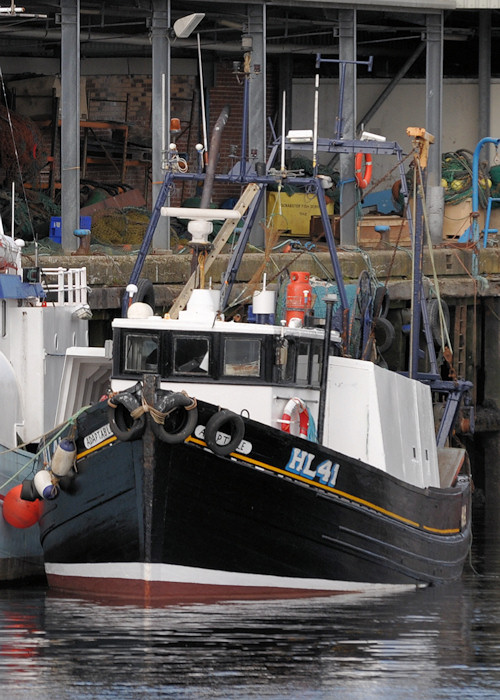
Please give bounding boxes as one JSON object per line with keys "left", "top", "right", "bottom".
{"left": 173, "top": 336, "right": 210, "bottom": 375}
{"left": 124, "top": 333, "right": 159, "bottom": 373}
{"left": 274, "top": 337, "right": 324, "bottom": 386}
{"left": 223, "top": 337, "right": 261, "bottom": 377}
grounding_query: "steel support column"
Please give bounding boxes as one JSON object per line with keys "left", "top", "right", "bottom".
{"left": 151, "top": 0, "right": 170, "bottom": 250}
{"left": 478, "top": 10, "right": 491, "bottom": 143}
{"left": 60, "top": 0, "right": 80, "bottom": 252}
{"left": 338, "top": 9, "right": 357, "bottom": 247}
{"left": 247, "top": 4, "right": 266, "bottom": 248}
{"left": 357, "top": 41, "right": 425, "bottom": 131}
{"left": 426, "top": 13, "right": 444, "bottom": 245}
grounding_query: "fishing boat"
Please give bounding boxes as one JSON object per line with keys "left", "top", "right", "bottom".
{"left": 20, "top": 142, "right": 472, "bottom": 604}
{"left": 0, "top": 221, "right": 111, "bottom": 581}
{"left": 19, "top": 55, "right": 473, "bottom": 603}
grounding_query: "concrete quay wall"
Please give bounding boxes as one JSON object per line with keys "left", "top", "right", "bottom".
{"left": 39, "top": 246, "right": 500, "bottom": 312}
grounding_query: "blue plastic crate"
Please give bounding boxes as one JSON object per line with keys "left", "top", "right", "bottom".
{"left": 49, "top": 216, "right": 92, "bottom": 244}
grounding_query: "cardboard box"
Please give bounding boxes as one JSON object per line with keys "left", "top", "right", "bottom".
{"left": 443, "top": 199, "right": 483, "bottom": 239}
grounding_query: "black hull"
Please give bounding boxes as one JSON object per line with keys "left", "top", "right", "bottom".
{"left": 38, "top": 400, "right": 471, "bottom": 604}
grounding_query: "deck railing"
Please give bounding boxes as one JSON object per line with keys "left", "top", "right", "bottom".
{"left": 40, "top": 267, "right": 89, "bottom": 305}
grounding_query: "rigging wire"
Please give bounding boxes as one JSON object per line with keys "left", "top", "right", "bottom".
{"left": 0, "top": 63, "right": 37, "bottom": 259}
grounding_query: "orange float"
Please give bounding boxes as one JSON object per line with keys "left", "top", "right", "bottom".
{"left": 2, "top": 485, "right": 42, "bottom": 528}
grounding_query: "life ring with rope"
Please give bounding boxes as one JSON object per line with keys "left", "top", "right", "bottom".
{"left": 280, "top": 398, "right": 309, "bottom": 438}
{"left": 355, "top": 152, "right": 373, "bottom": 189}
{"left": 107, "top": 383, "right": 146, "bottom": 442}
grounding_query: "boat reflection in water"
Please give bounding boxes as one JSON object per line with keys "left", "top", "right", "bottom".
{"left": 0, "top": 514, "right": 498, "bottom": 700}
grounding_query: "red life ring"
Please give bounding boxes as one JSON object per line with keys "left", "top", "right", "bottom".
{"left": 280, "top": 398, "right": 309, "bottom": 438}
{"left": 355, "top": 152, "right": 373, "bottom": 189}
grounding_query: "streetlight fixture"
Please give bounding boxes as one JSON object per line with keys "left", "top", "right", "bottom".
{"left": 172, "top": 13, "right": 204, "bottom": 39}
{"left": 153, "top": 8, "right": 205, "bottom": 251}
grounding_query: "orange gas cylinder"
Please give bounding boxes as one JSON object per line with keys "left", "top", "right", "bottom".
{"left": 285, "top": 271, "right": 313, "bottom": 325}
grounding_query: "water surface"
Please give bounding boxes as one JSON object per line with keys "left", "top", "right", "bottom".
{"left": 0, "top": 506, "right": 499, "bottom": 699}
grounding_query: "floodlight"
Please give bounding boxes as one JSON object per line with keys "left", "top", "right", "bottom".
{"left": 172, "top": 13, "right": 205, "bottom": 39}
{"left": 361, "top": 130, "right": 386, "bottom": 142}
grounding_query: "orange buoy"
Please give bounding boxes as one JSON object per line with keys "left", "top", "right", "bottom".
{"left": 2, "top": 485, "right": 42, "bottom": 529}
{"left": 285, "top": 271, "right": 313, "bottom": 326}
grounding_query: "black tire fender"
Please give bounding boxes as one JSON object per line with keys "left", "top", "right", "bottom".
{"left": 373, "top": 285, "right": 390, "bottom": 318}
{"left": 374, "top": 316, "right": 395, "bottom": 353}
{"left": 204, "top": 409, "right": 245, "bottom": 456}
{"left": 108, "top": 386, "right": 146, "bottom": 442}
{"left": 151, "top": 391, "right": 198, "bottom": 444}
{"left": 135, "top": 278, "right": 155, "bottom": 308}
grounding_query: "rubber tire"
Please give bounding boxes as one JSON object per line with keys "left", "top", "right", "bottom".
{"left": 373, "top": 286, "right": 390, "bottom": 318}
{"left": 135, "top": 278, "right": 155, "bottom": 308}
{"left": 374, "top": 316, "right": 395, "bottom": 353}
{"left": 108, "top": 402, "right": 146, "bottom": 442}
{"left": 151, "top": 392, "right": 198, "bottom": 444}
{"left": 204, "top": 410, "right": 245, "bottom": 456}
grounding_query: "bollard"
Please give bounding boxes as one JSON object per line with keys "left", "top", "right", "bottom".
{"left": 72, "top": 228, "right": 91, "bottom": 255}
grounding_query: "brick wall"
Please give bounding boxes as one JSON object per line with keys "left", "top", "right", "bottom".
{"left": 44, "top": 60, "right": 276, "bottom": 210}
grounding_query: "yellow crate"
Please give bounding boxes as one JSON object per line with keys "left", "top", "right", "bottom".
{"left": 266, "top": 191, "right": 334, "bottom": 237}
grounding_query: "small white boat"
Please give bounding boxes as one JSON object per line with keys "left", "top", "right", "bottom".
{"left": 0, "top": 228, "right": 110, "bottom": 581}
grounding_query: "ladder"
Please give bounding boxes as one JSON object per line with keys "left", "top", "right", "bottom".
{"left": 168, "top": 183, "right": 260, "bottom": 319}
{"left": 453, "top": 302, "right": 468, "bottom": 380}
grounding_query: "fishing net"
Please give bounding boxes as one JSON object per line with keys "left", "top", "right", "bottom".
{"left": 91, "top": 207, "right": 151, "bottom": 245}
{"left": 0, "top": 189, "right": 59, "bottom": 240}
{"left": 393, "top": 150, "right": 495, "bottom": 210}
{"left": 0, "top": 105, "right": 46, "bottom": 185}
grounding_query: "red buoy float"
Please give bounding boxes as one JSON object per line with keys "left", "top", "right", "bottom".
{"left": 285, "top": 271, "right": 313, "bottom": 326}
{"left": 1, "top": 485, "right": 42, "bottom": 529}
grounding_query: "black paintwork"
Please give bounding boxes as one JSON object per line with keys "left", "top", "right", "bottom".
{"left": 38, "top": 398, "right": 471, "bottom": 587}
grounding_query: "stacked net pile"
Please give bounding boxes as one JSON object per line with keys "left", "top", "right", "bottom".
{"left": 91, "top": 207, "right": 150, "bottom": 246}
{"left": 0, "top": 105, "right": 46, "bottom": 185}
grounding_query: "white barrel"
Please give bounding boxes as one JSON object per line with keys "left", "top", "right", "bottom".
{"left": 51, "top": 439, "right": 76, "bottom": 477}
{"left": 34, "top": 470, "right": 57, "bottom": 500}
{"left": 186, "top": 289, "right": 220, "bottom": 313}
{"left": 252, "top": 290, "right": 276, "bottom": 315}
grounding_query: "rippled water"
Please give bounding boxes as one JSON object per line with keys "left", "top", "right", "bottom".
{"left": 1, "top": 506, "right": 500, "bottom": 699}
